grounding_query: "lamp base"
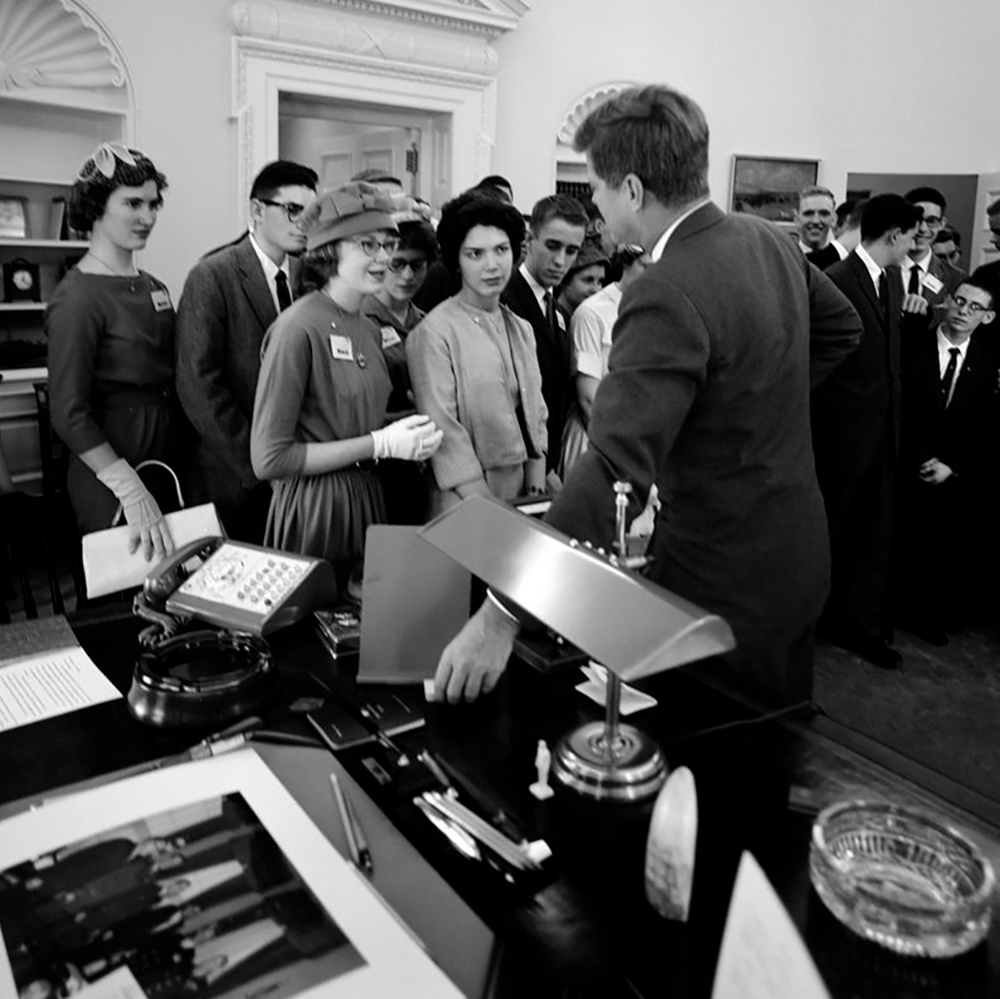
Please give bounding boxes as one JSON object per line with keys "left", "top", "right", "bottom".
{"left": 552, "top": 721, "right": 668, "bottom": 802}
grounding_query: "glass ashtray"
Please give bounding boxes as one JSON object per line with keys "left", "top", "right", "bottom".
{"left": 809, "top": 800, "right": 995, "bottom": 958}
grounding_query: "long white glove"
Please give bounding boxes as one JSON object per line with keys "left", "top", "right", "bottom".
{"left": 96, "top": 458, "right": 173, "bottom": 561}
{"left": 371, "top": 414, "right": 444, "bottom": 462}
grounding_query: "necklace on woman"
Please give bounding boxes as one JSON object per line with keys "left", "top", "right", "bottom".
{"left": 326, "top": 294, "right": 367, "bottom": 368}
{"left": 86, "top": 250, "right": 139, "bottom": 278}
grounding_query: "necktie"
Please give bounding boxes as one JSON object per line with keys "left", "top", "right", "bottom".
{"left": 941, "top": 347, "right": 960, "bottom": 407}
{"left": 275, "top": 270, "right": 292, "bottom": 311}
{"left": 908, "top": 265, "right": 921, "bottom": 295}
{"left": 543, "top": 290, "right": 556, "bottom": 334}
{"left": 878, "top": 272, "right": 889, "bottom": 318}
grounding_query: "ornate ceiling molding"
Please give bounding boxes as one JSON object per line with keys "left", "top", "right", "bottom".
{"left": 557, "top": 81, "right": 638, "bottom": 146}
{"left": 0, "top": 0, "right": 128, "bottom": 92}
{"left": 233, "top": 0, "right": 525, "bottom": 43}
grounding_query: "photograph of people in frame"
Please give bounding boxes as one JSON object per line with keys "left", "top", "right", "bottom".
{"left": 0, "top": 792, "right": 364, "bottom": 999}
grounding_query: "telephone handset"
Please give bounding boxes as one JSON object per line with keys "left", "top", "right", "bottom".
{"left": 142, "top": 536, "right": 338, "bottom": 636}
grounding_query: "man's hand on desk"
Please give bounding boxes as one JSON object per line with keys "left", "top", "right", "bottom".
{"left": 433, "top": 597, "right": 520, "bottom": 704}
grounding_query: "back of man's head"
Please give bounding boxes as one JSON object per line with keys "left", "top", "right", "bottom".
{"left": 861, "top": 194, "right": 921, "bottom": 243}
{"left": 904, "top": 186, "right": 947, "bottom": 214}
{"left": 573, "top": 84, "right": 709, "bottom": 207}
{"left": 529, "top": 193, "right": 588, "bottom": 235}
{"left": 987, "top": 198, "right": 1000, "bottom": 221}
{"left": 475, "top": 175, "right": 514, "bottom": 204}
{"left": 250, "top": 161, "right": 318, "bottom": 200}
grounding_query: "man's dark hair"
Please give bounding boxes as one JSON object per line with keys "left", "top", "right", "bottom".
{"left": 475, "top": 175, "right": 513, "bottom": 201}
{"left": 861, "top": 194, "right": 922, "bottom": 242}
{"left": 528, "top": 193, "right": 588, "bottom": 235}
{"left": 904, "top": 186, "right": 947, "bottom": 214}
{"left": 250, "top": 161, "right": 318, "bottom": 200}
{"left": 574, "top": 84, "right": 709, "bottom": 207}
{"left": 836, "top": 199, "right": 858, "bottom": 229}
{"left": 397, "top": 218, "right": 439, "bottom": 264}
{"left": 986, "top": 198, "right": 1000, "bottom": 220}
{"left": 970, "top": 267, "right": 1000, "bottom": 309}
{"left": 436, "top": 189, "right": 526, "bottom": 275}
{"left": 935, "top": 225, "right": 961, "bottom": 248}
{"left": 350, "top": 168, "right": 402, "bottom": 186}
{"left": 841, "top": 198, "right": 869, "bottom": 230}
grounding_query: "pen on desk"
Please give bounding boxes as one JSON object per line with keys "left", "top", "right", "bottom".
{"left": 329, "top": 773, "right": 373, "bottom": 876}
{"left": 374, "top": 729, "right": 410, "bottom": 767}
{"left": 418, "top": 750, "right": 457, "bottom": 797}
{"left": 250, "top": 729, "right": 325, "bottom": 749}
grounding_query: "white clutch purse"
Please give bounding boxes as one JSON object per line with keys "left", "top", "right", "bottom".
{"left": 81, "top": 460, "right": 224, "bottom": 598}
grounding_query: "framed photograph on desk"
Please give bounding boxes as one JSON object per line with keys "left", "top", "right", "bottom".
{"left": 0, "top": 750, "right": 462, "bottom": 998}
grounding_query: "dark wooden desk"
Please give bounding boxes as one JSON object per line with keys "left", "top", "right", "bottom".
{"left": 1, "top": 608, "right": 998, "bottom": 999}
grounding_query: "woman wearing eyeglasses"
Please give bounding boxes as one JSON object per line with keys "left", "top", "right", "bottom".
{"left": 406, "top": 190, "right": 548, "bottom": 517}
{"left": 47, "top": 143, "right": 182, "bottom": 562}
{"left": 250, "top": 183, "right": 442, "bottom": 595}
{"left": 361, "top": 212, "right": 439, "bottom": 523}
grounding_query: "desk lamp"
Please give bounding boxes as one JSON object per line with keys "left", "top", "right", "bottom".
{"left": 420, "top": 491, "right": 735, "bottom": 802}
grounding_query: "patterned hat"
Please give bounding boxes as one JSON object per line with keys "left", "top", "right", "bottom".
{"left": 303, "top": 182, "right": 399, "bottom": 251}
{"left": 566, "top": 234, "right": 609, "bottom": 277}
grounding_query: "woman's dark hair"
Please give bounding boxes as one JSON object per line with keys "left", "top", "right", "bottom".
{"left": 436, "top": 190, "right": 525, "bottom": 275}
{"left": 300, "top": 241, "right": 341, "bottom": 288}
{"left": 68, "top": 147, "right": 167, "bottom": 233}
{"left": 397, "top": 219, "right": 439, "bottom": 263}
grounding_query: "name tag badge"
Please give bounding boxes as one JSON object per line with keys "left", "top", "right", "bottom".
{"left": 150, "top": 288, "right": 172, "bottom": 312}
{"left": 329, "top": 334, "right": 354, "bottom": 361}
{"left": 380, "top": 325, "right": 402, "bottom": 349}
{"left": 924, "top": 273, "right": 944, "bottom": 295}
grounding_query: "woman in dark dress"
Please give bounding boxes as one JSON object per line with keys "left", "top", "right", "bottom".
{"left": 47, "top": 143, "right": 181, "bottom": 562}
{"left": 250, "top": 182, "right": 442, "bottom": 593}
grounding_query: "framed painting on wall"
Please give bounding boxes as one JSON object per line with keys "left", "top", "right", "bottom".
{"left": 730, "top": 157, "right": 819, "bottom": 224}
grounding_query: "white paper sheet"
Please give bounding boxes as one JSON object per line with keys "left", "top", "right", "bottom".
{"left": 0, "top": 645, "right": 120, "bottom": 731}
{"left": 712, "top": 851, "right": 830, "bottom": 999}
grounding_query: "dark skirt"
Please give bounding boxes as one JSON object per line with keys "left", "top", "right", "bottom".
{"left": 264, "top": 466, "right": 385, "bottom": 580}
{"left": 68, "top": 395, "right": 183, "bottom": 534}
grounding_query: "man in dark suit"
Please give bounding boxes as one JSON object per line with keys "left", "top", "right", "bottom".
{"left": 896, "top": 278, "right": 999, "bottom": 642}
{"left": 971, "top": 198, "right": 1000, "bottom": 338}
{"left": 432, "top": 84, "right": 862, "bottom": 705}
{"left": 175, "top": 161, "right": 317, "bottom": 543}
{"left": 502, "top": 194, "right": 589, "bottom": 473}
{"left": 813, "top": 195, "right": 922, "bottom": 668}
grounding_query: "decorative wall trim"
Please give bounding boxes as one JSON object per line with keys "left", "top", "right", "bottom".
{"left": 232, "top": 0, "right": 525, "bottom": 40}
{"left": 557, "top": 81, "right": 637, "bottom": 146}
{"left": 0, "top": 0, "right": 126, "bottom": 93}
{"left": 230, "top": 0, "right": 521, "bottom": 217}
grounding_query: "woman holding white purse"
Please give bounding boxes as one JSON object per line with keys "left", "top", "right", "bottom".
{"left": 48, "top": 144, "right": 181, "bottom": 563}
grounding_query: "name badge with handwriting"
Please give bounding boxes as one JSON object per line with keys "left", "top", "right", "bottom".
{"left": 329, "top": 335, "right": 354, "bottom": 361}
{"left": 150, "top": 288, "right": 172, "bottom": 312}
{"left": 923, "top": 273, "right": 944, "bottom": 295}
{"left": 380, "top": 325, "right": 402, "bottom": 349}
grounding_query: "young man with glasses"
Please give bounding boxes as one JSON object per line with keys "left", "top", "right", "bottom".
{"left": 900, "top": 187, "right": 965, "bottom": 319}
{"left": 896, "top": 278, "right": 998, "bottom": 644}
{"left": 175, "top": 160, "right": 317, "bottom": 543}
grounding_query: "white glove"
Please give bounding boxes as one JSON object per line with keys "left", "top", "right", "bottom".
{"left": 371, "top": 414, "right": 444, "bottom": 462}
{"left": 96, "top": 458, "right": 173, "bottom": 561}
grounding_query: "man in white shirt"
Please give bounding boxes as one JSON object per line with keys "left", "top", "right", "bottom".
{"left": 900, "top": 186, "right": 965, "bottom": 317}
{"left": 176, "top": 161, "right": 317, "bottom": 543}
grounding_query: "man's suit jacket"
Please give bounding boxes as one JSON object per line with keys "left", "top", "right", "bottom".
{"left": 901, "top": 252, "right": 965, "bottom": 340}
{"left": 545, "top": 202, "right": 861, "bottom": 701}
{"left": 501, "top": 268, "right": 569, "bottom": 470}
{"left": 175, "top": 234, "right": 283, "bottom": 487}
{"left": 813, "top": 251, "right": 904, "bottom": 481}
{"left": 900, "top": 329, "right": 999, "bottom": 484}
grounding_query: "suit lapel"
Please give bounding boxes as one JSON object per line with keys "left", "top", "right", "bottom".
{"left": 236, "top": 236, "right": 279, "bottom": 331}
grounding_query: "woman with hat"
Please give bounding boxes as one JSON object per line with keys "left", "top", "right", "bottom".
{"left": 555, "top": 234, "right": 608, "bottom": 318}
{"left": 559, "top": 243, "right": 650, "bottom": 478}
{"left": 250, "top": 182, "right": 442, "bottom": 591}
{"left": 47, "top": 143, "right": 181, "bottom": 562}
{"left": 406, "top": 189, "right": 548, "bottom": 517}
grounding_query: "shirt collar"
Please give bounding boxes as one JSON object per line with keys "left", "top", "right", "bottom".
{"left": 519, "top": 261, "right": 550, "bottom": 312}
{"left": 937, "top": 325, "right": 970, "bottom": 359}
{"left": 248, "top": 233, "right": 289, "bottom": 283}
{"left": 650, "top": 198, "right": 711, "bottom": 262}
{"left": 855, "top": 243, "right": 884, "bottom": 293}
{"left": 907, "top": 248, "right": 932, "bottom": 274}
